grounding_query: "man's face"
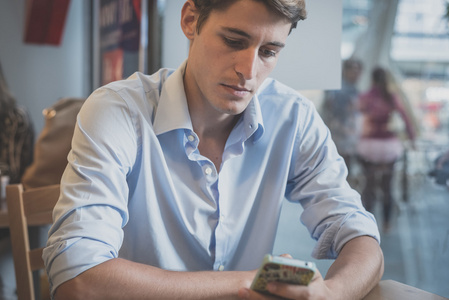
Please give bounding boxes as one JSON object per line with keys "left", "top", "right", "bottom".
{"left": 183, "top": 0, "right": 292, "bottom": 117}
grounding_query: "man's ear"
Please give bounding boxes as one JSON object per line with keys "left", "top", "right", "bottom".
{"left": 180, "top": 0, "right": 197, "bottom": 41}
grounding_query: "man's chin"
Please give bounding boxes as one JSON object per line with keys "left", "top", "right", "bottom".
{"left": 220, "top": 101, "right": 250, "bottom": 116}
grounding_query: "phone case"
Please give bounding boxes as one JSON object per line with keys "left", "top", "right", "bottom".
{"left": 250, "top": 254, "right": 316, "bottom": 295}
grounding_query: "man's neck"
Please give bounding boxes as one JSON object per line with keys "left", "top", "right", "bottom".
{"left": 189, "top": 103, "right": 240, "bottom": 172}
{"left": 182, "top": 63, "right": 243, "bottom": 171}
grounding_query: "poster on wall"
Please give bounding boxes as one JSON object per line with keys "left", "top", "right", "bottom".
{"left": 93, "top": 0, "right": 148, "bottom": 89}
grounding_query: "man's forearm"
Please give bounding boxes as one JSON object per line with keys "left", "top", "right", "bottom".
{"left": 55, "top": 258, "right": 255, "bottom": 300}
{"left": 324, "top": 235, "right": 384, "bottom": 300}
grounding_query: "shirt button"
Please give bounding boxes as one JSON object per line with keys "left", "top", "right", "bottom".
{"left": 218, "top": 265, "right": 225, "bottom": 271}
{"left": 219, "top": 214, "right": 225, "bottom": 222}
{"left": 188, "top": 135, "right": 195, "bottom": 142}
{"left": 205, "top": 167, "right": 212, "bottom": 175}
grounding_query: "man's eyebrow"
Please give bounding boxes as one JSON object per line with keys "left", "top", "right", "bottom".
{"left": 222, "top": 27, "right": 286, "bottom": 48}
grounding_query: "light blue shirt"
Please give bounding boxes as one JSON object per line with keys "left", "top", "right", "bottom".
{"left": 43, "top": 61, "right": 380, "bottom": 294}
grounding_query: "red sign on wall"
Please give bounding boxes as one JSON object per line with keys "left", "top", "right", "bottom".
{"left": 24, "top": 0, "right": 71, "bottom": 45}
{"left": 96, "top": 0, "right": 145, "bottom": 86}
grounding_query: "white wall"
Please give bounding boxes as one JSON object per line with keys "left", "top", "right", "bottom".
{"left": 0, "top": 0, "right": 91, "bottom": 135}
{"left": 162, "top": 0, "right": 343, "bottom": 91}
{"left": 161, "top": 0, "right": 190, "bottom": 70}
{"left": 271, "top": 0, "right": 343, "bottom": 90}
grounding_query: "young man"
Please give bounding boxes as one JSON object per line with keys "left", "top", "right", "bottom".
{"left": 44, "top": 1, "right": 384, "bottom": 299}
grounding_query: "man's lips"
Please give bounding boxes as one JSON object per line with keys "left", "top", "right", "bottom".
{"left": 221, "top": 84, "right": 252, "bottom": 93}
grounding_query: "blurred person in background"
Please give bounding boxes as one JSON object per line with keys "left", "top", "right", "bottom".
{"left": 321, "top": 58, "right": 363, "bottom": 184}
{"left": 356, "top": 66, "right": 416, "bottom": 233}
{"left": 0, "top": 61, "right": 34, "bottom": 300}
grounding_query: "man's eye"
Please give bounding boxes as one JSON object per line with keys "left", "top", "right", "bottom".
{"left": 224, "top": 37, "right": 243, "bottom": 49}
{"left": 260, "top": 48, "right": 277, "bottom": 58}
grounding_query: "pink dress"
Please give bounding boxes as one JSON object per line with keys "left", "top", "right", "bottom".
{"left": 356, "top": 87, "right": 415, "bottom": 163}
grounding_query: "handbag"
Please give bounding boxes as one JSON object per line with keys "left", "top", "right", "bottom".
{"left": 21, "top": 97, "right": 85, "bottom": 189}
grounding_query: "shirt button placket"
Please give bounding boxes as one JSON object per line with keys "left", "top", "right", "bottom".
{"left": 204, "top": 167, "right": 213, "bottom": 176}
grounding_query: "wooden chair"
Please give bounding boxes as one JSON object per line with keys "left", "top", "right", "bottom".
{"left": 6, "top": 183, "right": 60, "bottom": 300}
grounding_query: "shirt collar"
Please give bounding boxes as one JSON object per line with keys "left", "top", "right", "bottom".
{"left": 153, "top": 60, "right": 265, "bottom": 142}
{"left": 153, "top": 60, "right": 192, "bottom": 136}
{"left": 242, "top": 93, "right": 264, "bottom": 142}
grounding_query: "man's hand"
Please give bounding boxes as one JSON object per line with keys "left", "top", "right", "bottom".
{"left": 237, "top": 268, "right": 331, "bottom": 300}
{"left": 238, "top": 236, "right": 383, "bottom": 300}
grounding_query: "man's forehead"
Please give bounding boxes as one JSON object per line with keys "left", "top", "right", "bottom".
{"left": 222, "top": 26, "right": 287, "bottom": 48}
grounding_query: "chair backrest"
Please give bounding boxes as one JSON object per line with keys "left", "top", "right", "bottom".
{"left": 6, "top": 183, "right": 60, "bottom": 300}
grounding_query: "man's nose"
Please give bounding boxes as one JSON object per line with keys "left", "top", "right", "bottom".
{"left": 234, "top": 48, "right": 257, "bottom": 80}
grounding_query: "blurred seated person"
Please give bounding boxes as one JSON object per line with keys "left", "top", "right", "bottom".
{"left": 0, "top": 62, "right": 34, "bottom": 299}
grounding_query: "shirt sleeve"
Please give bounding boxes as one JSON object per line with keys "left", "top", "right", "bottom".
{"left": 42, "top": 87, "right": 139, "bottom": 295}
{"left": 285, "top": 99, "right": 380, "bottom": 259}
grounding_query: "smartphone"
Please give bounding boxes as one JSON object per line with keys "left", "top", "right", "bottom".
{"left": 250, "top": 254, "right": 316, "bottom": 295}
